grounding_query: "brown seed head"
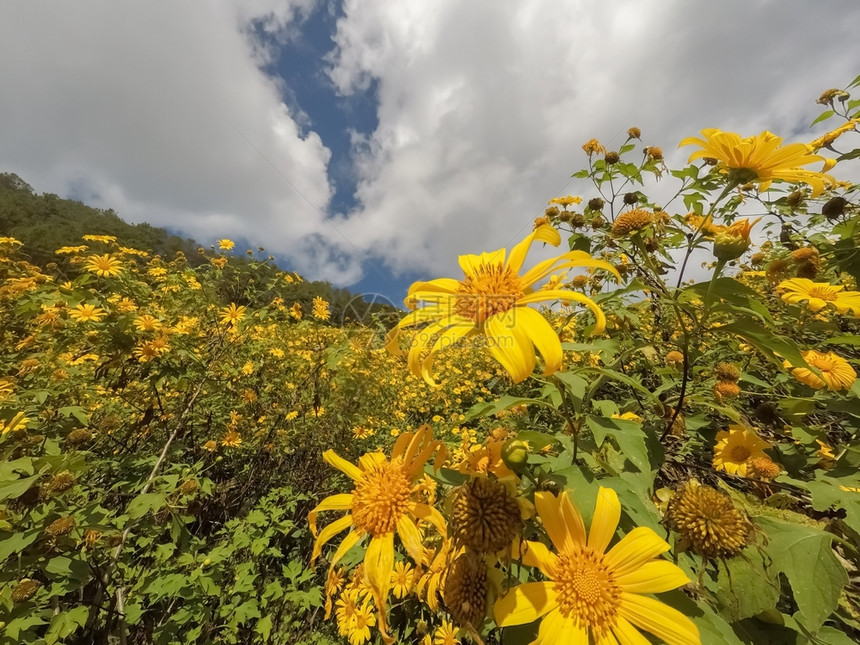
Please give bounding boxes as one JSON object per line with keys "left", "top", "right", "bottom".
{"left": 443, "top": 551, "right": 488, "bottom": 627}
{"left": 46, "top": 471, "right": 76, "bottom": 494}
{"left": 714, "top": 363, "right": 740, "bottom": 382}
{"left": 605, "top": 151, "right": 620, "bottom": 164}
{"left": 747, "top": 456, "right": 780, "bottom": 481}
{"left": 11, "top": 578, "right": 41, "bottom": 603}
{"left": 45, "top": 516, "right": 76, "bottom": 538}
{"left": 610, "top": 209, "right": 654, "bottom": 237}
{"left": 665, "top": 482, "right": 753, "bottom": 559}
{"left": 450, "top": 477, "right": 521, "bottom": 553}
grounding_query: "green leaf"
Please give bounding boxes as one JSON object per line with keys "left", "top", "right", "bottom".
{"left": 256, "top": 615, "right": 273, "bottom": 641}
{"left": 715, "top": 552, "right": 780, "bottom": 621}
{"left": 586, "top": 416, "right": 651, "bottom": 472}
{"left": 756, "top": 516, "right": 847, "bottom": 632}
{"left": 823, "top": 335, "right": 860, "bottom": 346}
{"left": 811, "top": 110, "right": 834, "bottom": 126}
{"left": 0, "top": 474, "right": 40, "bottom": 502}
{"left": 720, "top": 319, "right": 809, "bottom": 370}
{"left": 127, "top": 492, "right": 166, "bottom": 519}
{"left": 0, "top": 528, "right": 40, "bottom": 560}
{"left": 46, "top": 556, "right": 91, "bottom": 582}
{"left": 464, "top": 395, "right": 555, "bottom": 421}
{"left": 45, "top": 606, "right": 89, "bottom": 645}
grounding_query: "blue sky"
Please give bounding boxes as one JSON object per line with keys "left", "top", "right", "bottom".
{"left": 2, "top": 0, "right": 860, "bottom": 304}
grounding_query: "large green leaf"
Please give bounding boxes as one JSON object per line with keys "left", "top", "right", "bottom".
{"left": 756, "top": 516, "right": 847, "bottom": 632}
{"left": 715, "top": 552, "right": 780, "bottom": 621}
{"left": 720, "top": 319, "right": 809, "bottom": 369}
{"left": 586, "top": 415, "right": 651, "bottom": 472}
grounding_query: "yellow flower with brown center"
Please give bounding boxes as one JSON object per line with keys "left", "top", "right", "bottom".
{"left": 312, "top": 296, "right": 331, "bottom": 321}
{"left": 386, "top": 225, "right": 619, "bottom": 385}
{"left": 221, "top": 429, "right": 242, "bottom": 447}
{"left": 84, "top": 253, "right": 123, "bottom": 277}
{"left": 133, "top": 314, "right": 162, "bottom": 332}
{"left": 309, "top": 427, "right": 447, "bottom": 643}
{"left": 679, "top": 129, "right": 835, "bottom": 196}
{"left": 610, "top": 209, "right": 653, "bottom": 237}
{"left": 494, "top": 488, "right": 699, "bottom": 644}
{"left": 664, "top": 481, "right": 753, "bottom": 559}
{"left": 390, "top": 561, "right": 415, "bottom": 599}
{"left": 783, "top": 350, "right": 856, "bottom": 391}
{"left": 68, "top": 303, "right": 106, "bottom": 323}
{"left": 778, "top": 278, "right": 860, "bottom": 316}
{"left": 219, "top": 303, "right": 246, "bottom": 326}
{"left": 712, "top": 425, "right": 770, "bottom": 476}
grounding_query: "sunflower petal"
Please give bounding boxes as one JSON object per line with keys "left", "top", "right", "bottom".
{"left": 535, "top": 609, "right": 588, "bottom": 645}
{"left": 323, "top": 450, "right": 362, "bottom": 481}
{"left": 364, "top": 532, "right": 395, "bottom": 639}
{"left": 411, "top": 502, "right": 448, "bottom": 538}
{"left": 311, "top": 514, "right": 353, "bottom": 562}
{"left": 616, "top": 560, "right": 690, "bottom": 594}
{"left": 507, "top": 224, "right": 562, "bottom": 275}
{"left": 493, "top": 582, "right": 558, "bottom": 626}
{"left": 611, "top": 616, "right": 652, "bottom": 645}
{"left": 486, "top": 310, "right": 535, "bottom": 383}
{"left": 396, "top": 515, "right": 424, "bottom": 562}
{"left": 513, "top": 307, "right": 563, "bottom": 375}
{"left": 328, "top": 528, "right": 363, "bottom": 569}
{"left": 535, "top": 491, "right": 573, "bottom": 553}
{"left": 518, "top": 290, "right": 607, "bottom": 334}
{"left": 513, "top": 538, "right": 558, "bottom": 577}
{"left": 604, "top": 527, "right": 670, "bottom": 577}
{"left": 308, "top": 493, "right": 353, "bottom": 535}
{"left": 588, "top": 487, "right": 621, "bottom": 554}
{"left": 618, "top": 593, "right": 701, "bottom": 645}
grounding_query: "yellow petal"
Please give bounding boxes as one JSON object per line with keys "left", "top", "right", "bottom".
{"left": 604, "top": 527, "right": 670, "bottom": 578}
{"left": 311, "top": 514, "right": 353, "bottom": 562}
{"left": 619, "top": 593, "right": 701, "bottom": 645}
{"left": 514, "top": 539, "right": 558, "bottom": 577}
{"left": 611, "top": 616, "right": 652, "bottom": 645}
{"left": 616, "top": 560, "right": 690, "bottom": 594}
{"left": 520, "top": 251, "right": 620, "bottom": 288}
{"left": 513, "top": 307, "right": 563, "bottom": 375}
{"left": 559, "top": 491, "right": 587, "bottom": 546}
{"left": 420, "top": 317, "right": 475, "bottom": 385}
{"left": 535, "top": 609, "right": 588, "bottom": 645}
{"left": 588, "top": 487, "right": 621, "bottom": 554}
{"left": 485, "top": 311, "right": 535, "bottom": 383}
{"left": 507, "top": 224, "right": 561, "bottom": 275}
{"left": 328, "top": 528, "right": 363, "bottom": 570}
{"left": 396, "top": 515, "right": 424, "bottom": 562}
{"left": 535, "top": 491, "right": 574, "bottom": 553}
{"left": 518, "top": 290, "right": 607, "bottom": 334}
{"left": 323, "top": 450, "right": 362, "bottom": 481}
{"left": 459, "top": 249, "right": 506, "bottom": 276}
{"left": 411, "top": 502, "right": 448, "bottom": 538}
{"left": 308, "top": 493, "right": 353, "bottom": 535}
{"left": 493, "top": 581, "right": 558, "bottom": 626}
{"left": 364, "top": 532, "right": 395, "bottom": 638}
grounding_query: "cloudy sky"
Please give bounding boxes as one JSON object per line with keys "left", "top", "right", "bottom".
{"left": 2, "top": 0, "right": 859, "bottom": 299}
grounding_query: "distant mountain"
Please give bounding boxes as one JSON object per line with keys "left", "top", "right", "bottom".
{"left": 0, "top": 172, "right": 398, "bottom": 326}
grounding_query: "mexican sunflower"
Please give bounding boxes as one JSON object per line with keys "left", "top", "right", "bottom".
{"left": 679, "top": 129, "right": 835, "bottom": 196}
{"left": 386, "top": 225, "right": 619, "bottom": 385}
{"left": 712, "top": 425, "right": 771, "bottom": 477}
{"left": 777, "top": 278, "right": 860, "bottom": 316}
{"left": 494, "top": 488, "right": 699, "bottom": 645}
{"left": 309, "top": 426, "right": 447, "bottom": 643}
{"left": 783, "top": 350, "right": 856, "bottom": 391}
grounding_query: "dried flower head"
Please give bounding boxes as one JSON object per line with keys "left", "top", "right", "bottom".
{"left": 450, "top": 476, "right": 521, "bottom": 554}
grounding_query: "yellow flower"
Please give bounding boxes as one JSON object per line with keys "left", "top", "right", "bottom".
{"left": 679, "top": 129, "right": 835, "bottom": 196}
{"left": 217, "top": 238, "right": 235, "bottom": 250}
{"left": 548, "top": 195, "right": 582, "bottom": 208}
{"left": 82, "top": 234, "right": 117, "bottom": 243}
{"left": 712, "top": 217, "right": 761, "bottom": 261}
{"left": 0, "top": 411, "right": 31, "bottom": 435}
{"left": 84, "top": 254, "right": 123, "bottom": 277}
{"left": 433, "top": 620, "right": 460, "bottom": 645}
{"left": 778, "top": 278, "right": 860, "bottom": 316}
{"left": 290, "top": 302, "right": 303, "bottom": 320}
{"left": 809, "top": 119, "right": 859, "bottom": 151}
{"left": 390, "top": 561, "right": 415, "bottom": 599}
{"left": 312, "top": 296, "right": 331, "bottom": 321}
{"left": 611, "top": 412, "right": 642, "bottom": 423}
{"left": 783, "top": 350, "right": 856, "bottom": 391}
{"left": 582, "top": 139, "right": 606, "bottom": 156}
{"left": 348, "top": 602, "right": 376, "bottom": 645}
{"left": 308, "top": 427, "right": 447, "bottom": 643}
{"left": 220, "top": 303, "right": 246, "bottom": 326}
{"left": 68, "top": 303, "right": 106, "bottom": 323}
{"left": 222, "top": 429, "right": 242, "bottom": 447}
{"left": 387, "top": 225, "right": 619, "bottom": 385}
{"left": 494, "top": 488, "right": 699, "bottom": 645}
{"left": 713, "top": 426, "right": 771, "bottom": 476}
{"left": 55, "top": 245, "right": 88, "bottom": 255}
{"left": 133, "top": 314, "right": 162, "bottom": 332}
{"left": 684, "top": 213, "right": 725, "bottom": 239}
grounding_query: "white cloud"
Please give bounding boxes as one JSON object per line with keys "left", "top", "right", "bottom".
{"left": 0, "top": 0, "right": 361, "bottom": 282}
{"left": 327, "top": 0, "right": 860, "bottom": 280}
{"left": 1, "top": 1, "right": 858, "bottom": 287}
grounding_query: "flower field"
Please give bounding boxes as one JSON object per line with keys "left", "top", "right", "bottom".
{"left": 2, "top": 78, "right": 860, "bottom": 644}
